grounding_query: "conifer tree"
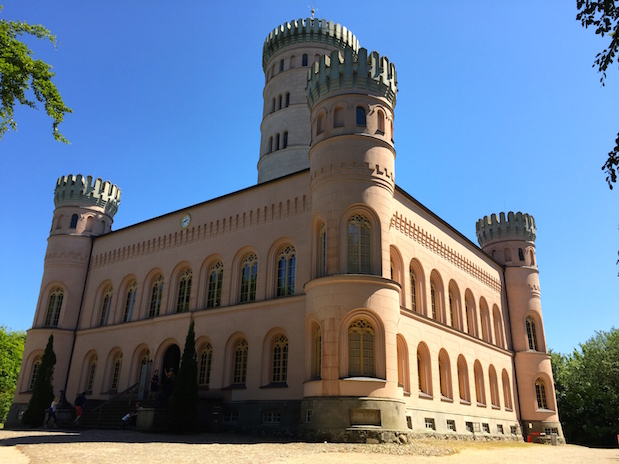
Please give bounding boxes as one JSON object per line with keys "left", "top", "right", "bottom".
{"left": 167, "top": 321, "right": 199, "bottom": 433}
{"left": 22, "top": 334, "right": 56, "bottom": 427}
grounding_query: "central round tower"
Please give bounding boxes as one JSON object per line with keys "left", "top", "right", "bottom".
{"left": 258, "top": 18, "right": 359, "bottom": 183}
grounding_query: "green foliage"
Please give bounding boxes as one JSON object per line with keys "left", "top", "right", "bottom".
{"left": 21, "top": 334, "right": 56, "bottom": 427}
{"left": 0, "top": 327, "right": 26, "bottom": 423}
{"left": 167, "top": 321, "right": 199, "bottom": 433}
{"left": 551, "top": 327, "right": 619, "bottom": 447}
{"left": 576, "top": 1, "right": 619, "bottom": 189}
{"left": 0, "top": 5, "right": 72, "bottom": 142}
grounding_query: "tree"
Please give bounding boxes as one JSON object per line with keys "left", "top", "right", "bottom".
{"left": 0, "top": 5, "right": 72, "bottom": 142}
{"left": 551, "top": 327, "right": 619, "bottom": 447}
{"left": 576, "top": 1, "right": 619, "bottom": 188}
{"left": 0, "top": 327, "right": 26, "bottom": 424}
{"left": 167, "top": 321, "right": 199, "bottom": 433}
{"left": 21, "top": 334, "right": 56, "bottom": 427}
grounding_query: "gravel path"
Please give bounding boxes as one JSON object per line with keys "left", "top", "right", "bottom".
{"left": 1, "top": 429, "right": 618, "bottom": 464}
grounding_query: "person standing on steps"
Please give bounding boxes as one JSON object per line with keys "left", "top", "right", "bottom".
{"left": 46, "top": 396, "right": 59, "bottom": 428}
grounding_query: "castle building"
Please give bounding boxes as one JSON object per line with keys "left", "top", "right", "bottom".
{"left": 9, "top": 17, "right": 563, "bottom": 442}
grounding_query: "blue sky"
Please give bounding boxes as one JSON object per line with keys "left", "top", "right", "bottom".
{"left": 0, "top": 1, "right": 616, "bottom": 354}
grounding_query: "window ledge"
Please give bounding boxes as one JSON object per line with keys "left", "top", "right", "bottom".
{"left": 535, "top": 408, "right": 555, "bottom": 413}
{"left": 260, "top": 382, "right": 288, "bottom": 389}
{"left": 341, "top": 377, "right": 386, "bottom": 383}
{"left": 505, "top": 407, "right": 513, "bottom": 412}
{"left": 440, "top": 396, "right": 454, "bottom": 403}
{"left": 492, "top": 405, "right": 500, "bottom": 410}
{"left": 476, "top": 402, "right": 487, "bottom": 408}
{"left": 418, "top": 392, "right": 433, "bottom": 400}
{"left": 222, "top": 384, "right": 246, "bottom": 390}
{"left": 460, "top": 399, "right": 471, "bottom": 406}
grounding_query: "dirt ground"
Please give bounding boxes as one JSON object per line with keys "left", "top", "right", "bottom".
{"left": 1, "top": 429, "right": 618, "bottom": 464}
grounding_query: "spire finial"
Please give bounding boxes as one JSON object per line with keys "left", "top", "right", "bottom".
{"left": 308, "top": 4, "right": 317, "bottom": 19}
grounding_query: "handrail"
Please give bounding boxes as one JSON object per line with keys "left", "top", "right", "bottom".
{"left": 91, "top": 383, "right": 139, "bottom": 423}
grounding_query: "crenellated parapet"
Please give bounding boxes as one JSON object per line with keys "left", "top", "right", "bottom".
{"left": 306, "top": 48, "right": 398, "bottom": 109}
{"left": 262, "top": 18, "right": 359, "bottom": 70}
{"left": 54, "top": 174, "right": 121, "bottom": 217}
{"left": 476, "top": 211, "right": 536, "bottom": 247}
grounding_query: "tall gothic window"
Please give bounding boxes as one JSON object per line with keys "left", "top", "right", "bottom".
{"left": 44, "top": 287, "right": 64, "bottom": 327}
{"left": 149, "top": 275, "right": 164, "bottom": 318}
{"left": 99, "top": 287, "right": 113, "bottom": 326}
{"left": 474, "top": 361, "right": 486, "bottom": 406}
{"left": 207, "top": 261, "right": 223, "bottom": 308}
{"left": 271, "top": 335, "right": 289, "bottom": 383}
{"left": 85, "top": 355, "right": 97, "bottom": 394}
{"left": 28, "top": 357, "right": 42, "bottom": 390}
{"left": 176, "top": 268, "right": 192, "bottom": 313}
{"left": 123, "top": 281, "right": 137, "bottom": 322}
{"left": 348, "top": 319, "right": 375, "bottom": 377}
{"left": 232, "top": 339, "right": 248, "bottom": 385}
{"left": 239, "top": 254, "right": 258, "bottom": 303}
{"left": 276, "top": 246, "right": 296, "bottom": 297}
{"left": 198, "top": 343, "right": 212, "bottom": 387}
{"left": 302, "top": 53, "right": 308, "bottom": 66}
{"left": 110, "top": 353, "right": 122, "bottom": 391}
{"left": 439, "top": 350, "right": 452, "bottom": 399}
{"left": 535, "top": 378, "right": 548, "bottom": 409}
{"left": 312, "top": 324, "right": 322, "bottom": 379}
{"left": 70, "top": 213, "right": 78, "bottom": 229}
{"left": 347, "top": 215, "right": 371, "bottom": 274}
{"left": 448, "top": 290, "right": 455, "bottom": 327}
{"left": 317, "top": 222, "right": 327, "bottom": 277}
{"left": 356, "top": 106, "right": 366, "bottom": 126}
{"left": 430, "top": 280, "right": 437, "bottom": 320}
{"left": 410, "top": 267, "right": 418, "bottom": 313}
{"left": 526, "top": 316, "right": 539, "bottom": 351}
{"left": 457, "top": 355, "right": 470, "bottom": 402}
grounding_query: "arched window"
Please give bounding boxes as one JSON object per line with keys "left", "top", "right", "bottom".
{"left": 100, "top": 220, "right": 107, "bottom": 234}
{"left": 276, "top": 245, "right": 295, "bottom": 297}
{"left": 176, "top": 268, "right": 192, "bottom": 313}
{"left": 285, "top": 92, "right": 290, "bottom": 107}
{"left": 334, "top": 106, "right": 344, "bottom": 127}
{"left": 279, "top": 59, "right": 284, "bottom": 72}
{"left": 348, "top": 319, "right": 375, "bottom": 377}
{"left": 410, "top": 265, "right": 420, "bottom": 313}
{"left": 502, "top": 369, "right": 513, "bottom": 410}
{"left": 207, "top": 261, "right": 223, "bottom": 308}
{"left": 529, "top": 249, "right": 535, "bottom": 265}
{"left": 377, "top": 109, "right": 385, "bottom": 133}
{"left": 312, "top": 324, "right": 322, "bottom": 379}
{"left": 123, "top": 281, "right": 137, "bottom": 322}
{"left": 271, "top": 335, "right": 289, "bottom": 383}
{"left": 518, "top": 248, "right": 525, "bottom": 261}
{"left": 493, "top": 305, "right": 505, "bottom": 348}
{"left": 439, "top": 350, "right": 452, "bottom": 399}
{"left": 317, "top": 112, "right": 324, "bottom": 134}
{"left": 535, "top": 378, "right": 549, "bottom": 410}
{"left": 275, "top": 133, "right": 280, "bottom": 151}
{"left": 239, "top": 254, "right": 258, "bottom": 303}
{"left": 347, "top": 214, "right": 371, "bottom": 274}
{"left": 44, "top": 287, "right": 64, "bottom": 327}
{"left": 110, "top": 353, "right": 123, "bottom": 391}
{"left": 278, "top": 94, "right": 282, "bottom": 110}
{"left": 86, "top": 216, "right": 94, "bottom": 232}
{"left": 198, "top": 343, "right": 212, "bottom": 387}
{"left": 149, "top": 275, "right": 164, "bottom": 318}
{"left": 489, "top": 365, "right": 500, "bottom": 408}
{"left": 457, "top": 355, "right": 470, "bottom": 403}
{"left": 317, "top": 222, "right": 326, "bottom": 278}
{"left": 232, "top": 338, "right": 248, "bottom": 385}
{"left": 302, "top": 53, "right": 308, "bottom": 66}
{"left": 85, "top": 355, "right": 97, "bottom": 393}
{"left": 480, "top": 300, "right": 492, "bottom": 343}
{"left": 283, "top": 131, "right": 288, "bottom": 148}
{"left": 396, "top": 335, "right": 410, "bottom": 393}
{"left": 465, "top": 293, "right": 477, "bottom": 337}
{"left": 55, "top": 214, "right": 63, "bottom": 229}
{"left": 269, "top": 136, "right": 273, "bottom": 153}
{"left": 99, "top": 287, "right": 113, "bottom": 326}
{"left": 526, "top": 316, "right": 539, "bottom": 351}
{"left": 356, "top": 106, "right": 366, "bottom": 126}
{"left": 474, "top": 361, "right": 486, "bottom": 406}
{"left": 448, "top": 290, "right": 455, "bottom": 327}
{"left": 504, "top": 248, "right": 512, "bottom": 262}
{"left": 271, "top": 98, "right": 275, "bottom": 113}
{"left": 417, "top": 343, "right": 432, "bottom": 396}
{"left": 70, "top": 214, "right": 79, "bottom": 229}
{"left": 430, "top": 279, "right": 437, "bottom": 320}
{"left": 290, "top": 55, "right": 296, "bottom": 68}
{"left": 28, "top": 356, "right": 42, "bottom": 391}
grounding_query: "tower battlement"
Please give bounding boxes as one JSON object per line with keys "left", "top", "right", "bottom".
{"left": 306, "top": 48, "right": 397, "bottom": 110}
{"left": 54, "top": 174, "right": 121, "bottom": 217}
{"left": 476, "top": 211, "right": 536, "bottom": 247}
{"left": 262, "top": 18, "right": 359, "bottom": 70}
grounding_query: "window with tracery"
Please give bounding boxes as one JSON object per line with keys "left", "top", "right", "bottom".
{"left": 85, "top": 356, "right": 97, "bottom": 393}
{"left": 28, "top": 357, "right": 42, "bottom": 391}
{"left": 276, "top": 246, "right": 295, "bottom": 297}
{"left": 176, "top": 268, "right": 192, "bottom": 313}
{"left": 232, "top": 339, "right": 248, "bottom": 385}
{"left": 347, "top": 215, "right": 371, "bottom": 274}
{"left": 239, "top": 254, "right": 258, "bottom": 303}
{"left": 535, "top": 378, "right": 548, "bottom": 409}
{"left": 123, "top": 281, "right": 137, "bottom": 322}
{"left": 110, "top": 353, "right": 122, "bottom": 391}
{"left": 430, "top": 280, "right": 437, "bottom": 320}
{"left": 348, "top": 319, "right": 375, "bottom": 377}
{"left": 410, "top": 267, "right": 418, "bottom": 313}
{"left": 457, "top": 356, "right": 470, "bottom": 402}
{"left": 198, "top": 344, "right": 212, "bottom": 387}
{"left": 526, "top": 316, "right": 539, "bottom": 351}
{"left": 271, "top": 335, "right": 289, "bottom": 383}
{"left": 149, "top": 275, "right": 164, "bottom": 318}
{"left": 207, "top": 261, "right": 223, "bottom": 308}
{"left": 448, "top": 290, "right": 455, "bottom": 327}
{"left": 44, "top": 287, "right": 64, "bottom": 327}
{"left": 99, "top": 287, "right": 113, "bottom": 326}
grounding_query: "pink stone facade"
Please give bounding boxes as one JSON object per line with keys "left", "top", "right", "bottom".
{"left": 9, "top": 17, "right": 563, "bottom": 442}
